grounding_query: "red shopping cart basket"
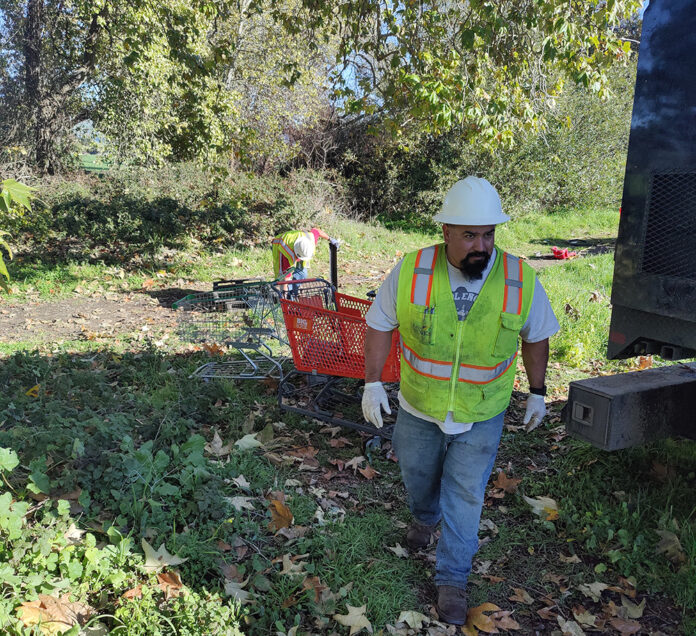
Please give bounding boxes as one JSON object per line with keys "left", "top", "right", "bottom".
{"left": 273, "top": 280, "right": 400, "bottom": 382}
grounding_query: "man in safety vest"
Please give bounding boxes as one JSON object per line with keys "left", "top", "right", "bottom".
{"left": 362, "top": 177, "right": 559, "bottom": 625}
{"left": 271, "top": 227, "right": 331, "bottom": 281}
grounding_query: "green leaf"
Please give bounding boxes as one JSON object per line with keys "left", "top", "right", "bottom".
{"left": 1, "top": 179, "right": 34, "bottom": 211}
{"left": 0, "top": 447, "right": 19, "bottom": 473}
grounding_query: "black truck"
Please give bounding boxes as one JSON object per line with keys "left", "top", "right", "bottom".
{"left": 563, "top": 0, "right": 696, "bottom": 450}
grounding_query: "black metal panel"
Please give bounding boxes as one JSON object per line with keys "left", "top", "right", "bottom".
{"left": 608, "top": 0, "right": 696, "bottom": 359}
{"left": 563, "top": 363, "right": 696, "bottom": 450}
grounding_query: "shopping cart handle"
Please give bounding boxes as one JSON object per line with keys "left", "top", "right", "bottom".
{"left": 329, "top": 238, "right": 341, "bottom": 249}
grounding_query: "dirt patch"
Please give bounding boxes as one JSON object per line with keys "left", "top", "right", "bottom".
{"left": 0, "top": 293, "right": 180, "bottom": 344}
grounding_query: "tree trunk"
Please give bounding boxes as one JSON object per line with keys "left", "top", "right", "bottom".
{"left": 24, "top": 0, "right": 54, "bottom": 173}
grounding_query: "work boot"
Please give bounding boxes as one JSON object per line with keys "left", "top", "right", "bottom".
{"left": 405, "top": 520, "right": 437, "bottom": 549}
{"left": 436, "top": 585, "right": 468, "bottom": 625}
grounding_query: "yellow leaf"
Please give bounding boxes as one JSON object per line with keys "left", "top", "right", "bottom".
{"left": 333, "top": 604, "right": 373, "bottom": 635}
{"left": 25, "top": 384, "right": 40, "bottom": 397}
{"left": 268, "top": 499, "right": 294, "bottom": 533}
{"left": 463, "top": 602, "right": 501, "bottom": 635}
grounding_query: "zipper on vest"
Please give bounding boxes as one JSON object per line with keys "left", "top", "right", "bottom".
{"left": 447, "top": 319, "right": 464, "bottom": 413}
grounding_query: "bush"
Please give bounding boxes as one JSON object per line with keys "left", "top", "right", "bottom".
{"left": 17, "top": 165, "right": 348, "bottom": 260}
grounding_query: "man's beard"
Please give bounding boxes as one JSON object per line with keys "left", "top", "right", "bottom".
{"left": 458, "top": 251, "right": 491, "bottom": 280}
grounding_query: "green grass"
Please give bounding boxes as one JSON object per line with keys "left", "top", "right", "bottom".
{"left": 2, "top": 205, "right": 696, "bottom": 633}
{"left": 80, "top": 153, "right": 110, "bottom": 172}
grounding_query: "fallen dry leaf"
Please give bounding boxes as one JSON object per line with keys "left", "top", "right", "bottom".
{"left": 17, "top": 594, "right": 93, "bottom": 634}
{"left": 655, "top": 529, "right": 687, "bottom": 564}
{"left": 203, "top": 343, "right": 225, "bottom": 356}
{"left": 572, "top": 606, "right": 597, "bottom": 627}
{"left": 559, "top": 553, "right": 581, "bottom": 564}
{"left": 609, "top": 617, "right": 641, "bottom": 634}
{"left": 345, "top": 455, "right": 366, "bottom": 471}
{"left": 537, "top": 605, "right": 558, "bottom": 620}
{"left": 329, "top": 437, "right": 352, "bottom": 448}
{"left": 491, "top": 610, "right": 520, "bottom": 631}
{"left": 279, "top": 553, "right": 308, "bottom": 577}
{"left": 205, "top": 431, "right": 233, "bottom": 457}
{"left": 232, "top": 474, "right": 251, "bottom": 490}
{"left": 121, "top": 586, "right": 143, "bottom": 600}
{"left": 333, "top": 604, "right": 373, "bottom": 635}
{"left": 302, "top": 576, "right": 329, "bottom": 602}
{"left": 227, "top": 496, "right": 255, "bottom": 512}
{"left": 577, "top": 581, "right": 607, "bottom": 603}
{"left": 637, "top": 355, "right": 653, "bottom": 370}
{"left": 268, "top": 499, "right": 294, "bottom": 533}
{"left": 396, "top": 610, "right": 429, "bottom": 630}
{"left": 557, "top": 616, "right": 585, "bottom": 635}
{"left": 157, "top": 570, "right": 185, "bottom": 599}
{"left": 141, "top": 538, "right": 188, "bottom": 572}
{"left": 358, "top": 465, "right": 378, "bottom": 480}
{"left": 482, "top": 574, "right": 506, "bottom": 584}
{"left": 492, "top": 471, "right": 521, "bottom": 493}
{"left": 620, "top": 596, "right": 646, "bottom": 619}
{"left": 523, "top": 495, "right": 559, "bottom": 521}
{"left": 234, "top": 433, "right": 263, "bottom": 451}
{"left": 224, "top": 579, "right": 251, "bottom": 604}
{"left": 386, "top": 543, "right": 409, "bottom": 558}
{"left": 509, "top": 587, "right": 534, "bottom": 605}
{"left": 462, "top": 602, "right": 501, "bottom": 635}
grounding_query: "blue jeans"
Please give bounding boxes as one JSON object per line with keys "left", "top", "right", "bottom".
{"left": 288, "top": 264, "right": 307, "bottom": 299}
{"left": 392, "top": 407, "right": 505, "bottom": 589}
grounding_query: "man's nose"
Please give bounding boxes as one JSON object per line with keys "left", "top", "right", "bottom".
{"left": 472, "top": 235, "right": 484, "bottom": 251}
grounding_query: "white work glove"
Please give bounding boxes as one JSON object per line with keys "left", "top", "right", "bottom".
{"left": 523, "top": 393, "right": 546, "bottom": 432}
{"left": 362, "top": 382, "right": 391, "bottom": 429}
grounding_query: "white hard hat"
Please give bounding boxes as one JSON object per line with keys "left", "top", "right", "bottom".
{"left": 293, "top": 234, "right": 315, "bottom": 260}
{"left": 434, "top": 177, "right": 510, "bottom": 225}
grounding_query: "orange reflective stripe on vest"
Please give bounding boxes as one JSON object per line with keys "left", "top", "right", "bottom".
{"left": 272, "top": 236, "right": 295, "bottom": 262}
{"left": 410, "top": 245, "right": 439, "bottom": 305}
{"left": 401, "top": 340, "right": 517, "bottom": 385}
{"left": 502, "top": 252, "right": 524, "bottom": 315}
{"left": 400, "top": 340, "right": 452, "bottom": 380}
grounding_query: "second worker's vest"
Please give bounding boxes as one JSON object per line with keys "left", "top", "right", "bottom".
{"left": 271, "top": 230, "right": 312, "bottom": 278}
{"left": 395, "top": 244, "right": 536, "bottom": 423}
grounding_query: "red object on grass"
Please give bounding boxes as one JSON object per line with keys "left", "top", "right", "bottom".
{"left": 551, "top": 246, "right": 578, "bottom": 260}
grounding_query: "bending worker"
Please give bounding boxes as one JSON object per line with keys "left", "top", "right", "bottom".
{"left": 271, "top": 227, "right": 331, "bottom": 281}
{"left": 362, "top": 176, "right": 559, "bottom": 625}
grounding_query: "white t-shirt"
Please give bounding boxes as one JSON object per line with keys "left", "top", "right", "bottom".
{"left": 365, "top": 248, "right": 560, "bottom": 434}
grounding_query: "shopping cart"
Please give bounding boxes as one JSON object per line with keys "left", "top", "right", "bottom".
{"left": 273, "top": 278, "right": 401, "bottom": 437}
{"left": 174, "top": 277, "right": 289, "bottom": 380}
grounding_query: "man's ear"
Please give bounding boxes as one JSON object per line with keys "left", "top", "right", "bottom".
{"left": 442, "top": 223, "right": 449, "bottom": 244}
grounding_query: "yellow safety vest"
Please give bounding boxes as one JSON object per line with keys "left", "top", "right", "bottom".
{"left": 395, "top": 244, "right": 536, "bottom": 423}
{"left": 271, "top": 230, "right": 312, "bottom": 278}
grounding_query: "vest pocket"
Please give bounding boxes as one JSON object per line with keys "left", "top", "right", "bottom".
{"left": 492, "top": 314, "right": 522, "bottom": 357}
{"left": 407, "top": 304, "right": 437, "bottom": 346}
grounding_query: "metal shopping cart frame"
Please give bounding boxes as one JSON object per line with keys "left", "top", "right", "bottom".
{"left": 174, "top": 277, "right": 290, "bottom": 380}
{"left": 272, "top": 275, "right": 401, "bottom": 438}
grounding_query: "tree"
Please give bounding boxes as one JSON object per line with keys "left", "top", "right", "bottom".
{"left": 1, "top": 0, "right": 641, "bottom": 173}
{"left": 281, "top": 0, "right": 642, "bottom": 147}
{"left": 94, "top": 0, "right": 333, "bottom": 169}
